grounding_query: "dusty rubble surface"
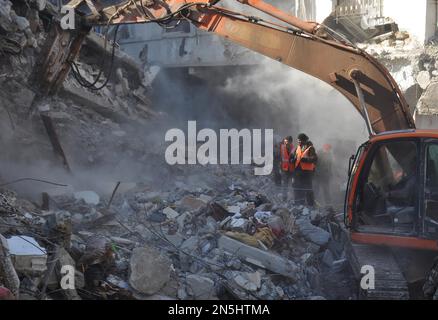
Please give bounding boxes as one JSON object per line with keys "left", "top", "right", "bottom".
{"left": 358, "top": 30, "right": 438, "bottom": 118}
{"left": 0, "top": 0, "right": 360, "bottom": 300}
{"left": 0, "top": 0, "right": 161, "bottom": 175}
{"left": 0, "top": 163, "right": 358, "bottom": 300}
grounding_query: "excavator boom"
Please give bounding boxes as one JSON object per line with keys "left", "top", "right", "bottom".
{"left": 35, "top": 0, "right": 415, "bottom": 133}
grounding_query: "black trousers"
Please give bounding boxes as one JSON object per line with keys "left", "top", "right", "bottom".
{"left": 281, "top": 171, "right": 293, "bottom": 199}
{"left": 273, "top": 164, "right": 282, "bottom": 186}
{"left": 293, "top": 170, "right": 315, "bottom": 206}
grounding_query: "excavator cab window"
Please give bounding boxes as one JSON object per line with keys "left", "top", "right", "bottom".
{"left": 424, "top": 142, "right": 438, "bottom": 234}
{"left": 357, "top": 140, "right": 418, "bottom": 234}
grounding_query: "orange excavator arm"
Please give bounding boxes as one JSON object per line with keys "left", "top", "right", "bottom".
{"left": 37, "top": 0, "right": 415, "bottom": 133}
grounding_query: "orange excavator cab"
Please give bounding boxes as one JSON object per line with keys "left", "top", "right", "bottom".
{"left": 345, "top": 130, "right": 438, "bottom": 249}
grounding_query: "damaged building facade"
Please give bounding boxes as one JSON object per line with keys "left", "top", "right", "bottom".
{"left": 118, "top": 0, "right": 438, "bottom": 129}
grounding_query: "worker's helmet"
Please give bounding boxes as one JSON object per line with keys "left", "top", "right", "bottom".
{"left": 298, "top": 133, "right": 309, "bottom": 142}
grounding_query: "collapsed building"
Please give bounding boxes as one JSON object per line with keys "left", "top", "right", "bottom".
{"left": 0, "top": 0, "right": 358, "bottom": 300}
{"left": 0, "top": 0, "right": 438, "bottom": 301}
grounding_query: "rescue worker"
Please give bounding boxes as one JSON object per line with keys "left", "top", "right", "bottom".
{"left": 292, "top": 133, "right": 317, "bottom": 206}
{"left": 279, "top": 136, "right": 294, "bottom": 200}
{"left": 272, "top": 135, "right": 283, "bottom": 186}
{"left": 316, "top": 143, "right": 334, "bottom": 205}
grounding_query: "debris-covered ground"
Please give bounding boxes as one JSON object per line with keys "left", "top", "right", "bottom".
{"left": 358, "top": 30, "right": 438, "bottom": 123}
{"left": 0, "top": 0, "right": 359, "bottom": 300}
{"left": 0, "top": 163, "right": 357, "bottom": 300}
{"left": 6, "top": 0, "right": 438, "bottom": 303}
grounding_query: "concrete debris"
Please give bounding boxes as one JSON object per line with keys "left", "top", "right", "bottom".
{"left": 229, "top": 217, "right": 249, "bottom": 232}
{"left": 0, "top": 168, "right": 354, "bottom": 299}
{"left": 163, "top": 207, "right": 180, "bottom": 220}
{"left": 218, "top": 235, "right": 298, "bottom": 281}
{"left": 227, "top": 205, "right": 241, "bottom": 215}
{"left": 0, "top": 1, "right": 356, "bottom": 299}
{"left": 233, "top": 271, "right": 261, "bottom": 291}
{"left": 417, "top": 81, "right": 438, "bottom": 115}
{"left": 295, "top": 217, "right": 331, "bottom": 246}
{"left": 79, "top": 235, "right": 114, "bottom": 267}
{"left": 74, "top": 191, "right": 100, "bottom": 205}
{"left": 186, "top": 274, "right": 216, "bottom": 300}
{"left": 7, "top": 236, "right": 47, "bottom": 275}
{"left": 129, "top": 246, "right": 171, "bottom": 295}
{"left": 416, "top": 70, "right": 431, "bottom": 89}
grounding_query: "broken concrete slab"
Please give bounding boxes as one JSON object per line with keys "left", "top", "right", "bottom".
{"left": 74, "top": 191, "right": 100, "bottom": 205}
{"left": 164, "top": 233, "right": 185, "bottom": 247}
{"left": 233, "top": 271, "right": 261, "bottom": 291}
{"left": 227, "top": 205, "right": 241, "bottom": 215}
{"left": 218, "top": 236, "right": 298, "bottom": 281}
{"left": 163, "top": 207, "right": 179, "bottom": 220}
{"left": 295, "top": 217, "right": 330, "bottom": 246}
{"left": 186, "top": 274, "right": 216, "bottom": 300}
{"left": 180, "top": 236, "right": 199, "bottom": 252}
{"left": 6, "top": 235, "right": 47, "bottom": 275}
{"left": 178, "top": 196, "right": 206, "bottom": 211}
{"left": 230, "top": 218, "right": 249, "bottom": 232}
{"left": 60, "top": 85, "right": 132, "bottom": 123}
{"left": 417, "top": 70, "right": 431, "bottom": 89}
{"left": 129, "top": 246, "right": 171, "bottom": 295}
{"left": 176, "top": 212, "right": 190, "bottom": 231}
{"left": 417, "top": 81, "right": 438, "bottom": 115}
{"left": 199, "top": 194, "right": 213, "bottom": 203}
{"left": 110, "top": 236, "right": 136, "bottom": 246}
{"left": 7, "top": 80, "right": 36, "bottom": 110}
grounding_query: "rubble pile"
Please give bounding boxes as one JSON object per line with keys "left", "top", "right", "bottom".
{"left": 357, "top": 30, "right": 438, "bottom": 120}
{"left": 0, "top": 0, "right": 360, "bottom": 301}
{"left": 0, "top": 164, "right": 356, "bottom": 300}
{"left": 0, "top": 0, "right": 159, "bottom": 169}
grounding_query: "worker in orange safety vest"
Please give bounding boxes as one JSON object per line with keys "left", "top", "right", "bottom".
{"left": 279, "top": 136, "right": 294, "bottom": 200}
{"left": 292, "top": 133, "right": 317, "bottom": 206}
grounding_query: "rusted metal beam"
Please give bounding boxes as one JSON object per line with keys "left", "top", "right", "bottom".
{"left": 40, "top": 113, "right": 72, "bottom": 172}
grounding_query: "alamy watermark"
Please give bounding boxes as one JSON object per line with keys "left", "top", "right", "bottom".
{"left": 360, "top": 265, "right": 375, "bottom": 290}
{"left": 60, "top": 265, "right": 75, "bottom": 290}
{"left": 165, "top": 121, "right": 273, "bottom": 175}
{"left": 60, "top": 6, "right": 75, "bottom": 30}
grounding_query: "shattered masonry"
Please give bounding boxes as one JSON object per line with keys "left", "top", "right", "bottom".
{"left": 2, "top": 0, "right": 438, "bottom": 301}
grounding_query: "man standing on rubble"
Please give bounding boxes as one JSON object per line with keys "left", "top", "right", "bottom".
{"left": 279, "top": 136, "right": 294, "bottom": 200}
{"left": 293, "top": 133, "right": 317, "bottom": 206}
{"left": 272, "top": 135, "right": 283, "bottom": 186}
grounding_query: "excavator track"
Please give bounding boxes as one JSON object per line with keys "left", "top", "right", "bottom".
{"left": 346, "top": 242, "right": 410, "bottom": 300}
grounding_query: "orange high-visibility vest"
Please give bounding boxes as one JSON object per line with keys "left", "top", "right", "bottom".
{"left": 280, "top": 143, "right": 294, "bottom": 172}
{"left": 295, "top": 145, "right": 316, "bottom": 171}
